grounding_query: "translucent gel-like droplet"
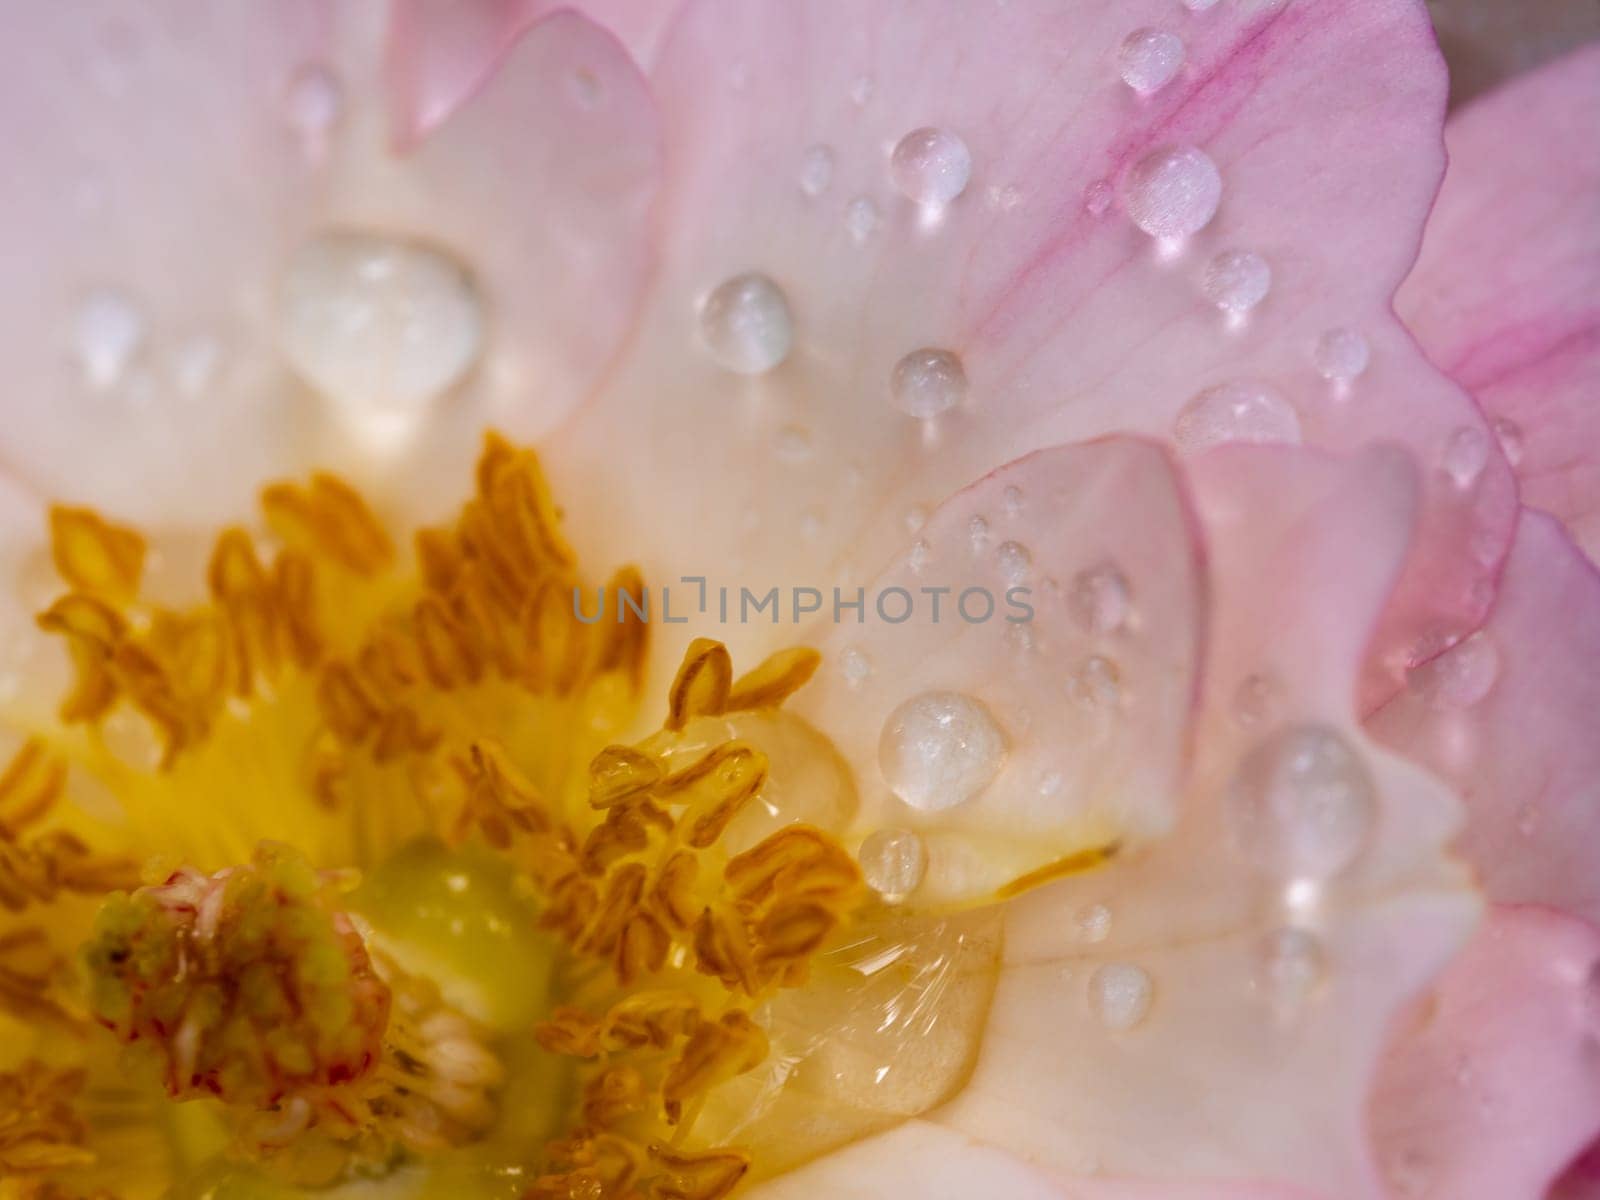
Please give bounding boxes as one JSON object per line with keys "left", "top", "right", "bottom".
{"left": 1405, "top": 631, "right": 1500, "bottom": 710}
{"left": 845, "top": 195, "right": 883, "bottom": 243}
{"left": 890, "top": 348, "right": 967, "bottom": 418}
{"left": 698, "top": 272, "right": 793, "bottom": 375}
{"left": 1002, "top": 486, "right": 1025, "bottom": 517}
{"left": 1076, "top": 903, "right": 1112, "bottom": 943}
{"left": 878, "top": 691, "right": 1007, "bottom": 813}
{"left": 996, "top": 540, "right": 1032, "bottom": 584}
{"left": 1257, "top": 927, "right": 1326, "bottom": 1011}
{"left": 1313, "top": 328, "right": 1371, "bottom": 382}
{"left": 1441, "top": 425, "right": 1491, "bottom": 487}
{"left": 799, "top": 144, "right": 836, "bottom": 197}
{"left": 859, "top": 829, "right": 928, "bottom": 901}
{"left": 840, "top": 647, "right": 872, "bottom": 688}
{"left": 278, "top": 232, "right": 483, "bottom": 447}
{"left": 1068, "top": 563, "right": 1132, "bottom": 635}
{"left": 1123, "top": 145, "right": 1222, "bottom": 239}
{"left": 1068, "top": 655, "right": 1123, "bottom": 708}
{"left": 891, "top": 127, "right": 973, "bottom": 207}
{"left": 1174, "top": 381, "right": 1300, "bottom": 452}
{"left": 1089, "top": 963, "right": 1153, "bottom": 1031}
{"left": 968, "top": 515, "right": 991, "bottom": 551}
{"left": 73, "top": 289, "right": 144, "bottom": 389}
{"left": 1118, "top": 29, "right": 1186, "bottom": 93}
{"left": 1084, "top": 179, "right": 1114, "bottom": 216}
{"left": 1203, "top": 250, "right": 1272, "bottom": 314}
{"left": 284, "top": 62, "right": 343, "bottom": 140}
{"left": 1492, "top": 417, "right": 1525, "bottom": 466}
{"left": 1226, "top": 725, "right": 1376, "bottom": 880}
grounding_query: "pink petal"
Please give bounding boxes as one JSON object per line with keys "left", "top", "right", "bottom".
{"left": 794, "top": 437, "right": 1202, "bottom": 904}
{"left": 1370, "top": 510, "right": 1600, "bottom": 924}
{"left": 935, "top": 446, "right": 1477, "bottom": 1196}
{"left": 1399, "top": 44, "right": 1600, "bottom": 565}
{"left": 1369, "top": 904, "right": 1600, "bottom": 1200}
{"left": 545, "top": 0, "right": 1513, "bottom": 706}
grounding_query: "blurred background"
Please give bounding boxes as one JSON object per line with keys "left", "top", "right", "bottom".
{"left": 1429, "top": 0, "right": 1600, "bottom": 103}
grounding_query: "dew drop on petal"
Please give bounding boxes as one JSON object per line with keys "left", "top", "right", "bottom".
{"left": 968, "top": 515, "right": 991, "bottom": 552}
{"left": 1405, "top": 631, "right": 1500, "bottom": 710}
{"left": 1226, "top": 725, "right": 1376, "bottom": 881}
{"left": 1232, "top": 672, "right": 1281, "bottom": 728}
{"left": 858, "top": 829, "right": 928, "bottom": 902}
{"left": 840, "top": 647, "right": 872, "bottom": 688}
{"left": 698, "top": 272, "right": 793, "bottom": 375}
{"left": 890, "top": 348, "right": 967, "bottom": 418}
{"left": 1183, "top": 0, "right": 1222, "bottom": 9}
{"left": 1068, "top": 655, "right": 1124, "bottom": 710}
{"left": 1174, "top": 381, "right": 1300, "bottom": 452}
{"left": 904, "top": 504, "right": 930, "bottom": 533}
{"left": 1002, "top": 485, "right": 1025, "bottom": 517}
{"left": 1089, "top": 963, "right": 1153, "bottom": 1031}
{"left": 1313, "top": 328, "right": 1371, "bottom": 382}
{"left": 1084, "top": 179, "right": 1115, "bottom": 216}
{"left": 1491, "top": 417, "right": 1525, "bottom": 466}
{"left": 73, "top": 289, "right": 144, "bottom": 389}
{"left": 1257, "top": 927, "right": 1326, "bottom": 1010}
{"left": 845, "top": 195, "right": 883, "bottom": 243}
{"left": 891, "top": 127, "right": 972, "bottom": 207}
{"left": 283, "top": 62, "right": 343, "bottom": 141}
{"left": 996, "top": 540, "right": 1032, "bottom": 584}
{"left": 1441, "top": 425, "right": 1491, "bottom": 488}
{"left": 1118, "top": 28, "right": 1186, "bottom": 93}
{"left": 909, "top": 538, "right": 932, "bottom": 574}
{"left": 878, "top": 691, "right": 1007, "bottom": 813}
{"left": 1122, "top": 145, "right": 1222, "bottom": 239}
{"left": 1068, "top": 563, "right": 1132, "bottom": 635}
{"left": 278, "top": 232, "right": 483, "bottom": 447}
{"left": 1203, "top": 250, "right": 1272, "bottom": 314}
{"left": 1076, "top": 903, "right": 1113, "bottom": 944}
{"left": 799, "top": 144, "right": 835, "bottom": 197}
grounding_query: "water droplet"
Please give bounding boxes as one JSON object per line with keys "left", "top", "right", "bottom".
{"left": 1441, "top": 425, "right": 1490, "bottom": 488}
{"left": 278, "top": 232, "right": 484, "bottom": 448}
{"left": 858, "top": 829, "right": 928, "bottom": 902}
{"left": 909, "top": 538, "right": 932, "bottom": 573}
{"left": 845, "top": 195, "right": 883, "bottom": 243}
{"left": 904, "top": 504, "right": 930, "bottom": 533}
{"left": 698, "top": 273, "right": 793, "bottom": 375}
{"left": 1068, "top": 655, "right": 1123, "bottom": 708}
{"left": 799, "top": 144, "right": 836, "bottom": 197}
{"left": 1232, "top": 672, "right": 1281, "bottom": 728}
{"left": 968, "top": 515, "right": 991, "bottom": 551}
{"left": 774, "top": 425, "right": 812, "bottom": 462}
{"left": 1226, "top": 725, "right": 1376, "bottom": 880}
{"left": 1089, "top": 962, "right": 1153, "bottom": 1031}
{"left": 1174, "top": 381, "right": 1300, "bottom": 452}
{"left": 1076, "top": 903, "right": 1113, "bottom": 943}
{"left": 1122, "top": 145, "right": 1222, "bottom": 239}
{"left": 1257, "top": 927, "right": 1326, "bottom": 1011}
{"left": 850, "top": 75, "right": 875, "bottom": 106}
{"left": 284, "top": 62, "right": 343, "bottom": 143}
{"left": 996, "top": 540, "right": 1032, "bottom": 584}
{"left": 1118, "top": 28, "right": 1186, "bottom": 93}
{"left": 1002, "top": 485, "right": 1026, "bottom": 517}
{"left": 1313, "top": 328, "right": 1370, "bottom": 382}
{"left": 1405, "top": 631, "right": 1499, "bottom": 710}
{"left": 840, "top": 647, "right": 872, "bottom": 688}
{"left": 878, "top": 691, "right": 1007, "bottom": 813}
{"left": 1183, "top": 0, "right": 1222, "bottom": 9}
{"left": 1490, "top": 417, "right": 1524, "bottom": 466}
{"left": 987, "top": 183, "right": 1023, "bottom": 212}
{"left": 1084, "top": 179, "right": 1115, "bottom": 216}
{"left": 1203, "top": 250, "right": 1272, "bottom": 314}
{"left": 73, "top": 289, "right": 144, "bottom": 389}
{"left": 890, "top": 127, "right": 973, "bottom": 208}
{"left": 1067, "top": 563, "right": 1132, "bottom": 635}
{"left": 890, "top": 348, "right": 967, "bottom": 418}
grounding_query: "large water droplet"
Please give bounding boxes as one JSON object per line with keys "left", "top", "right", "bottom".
{"left": 859, "top": 829, "right": 928, "bottom": 902}
{"left": 1441, "top": 425, "right": 1490, "bottom": 488}
{"left": 1174, "top": 381, "right": 1300, "bottom": 452}
{"left": 1405, "top": 631, "right": 1499, "bottom": 710}
{"left": 1089, "top": 963, "right": 1153, "bottom": 1031}
{"left": 698, "top": 272, "right": 793, "bottom": 375}
{"left": 890, "top": 348, "right": 967, "bottom": 418}
{"left": 1123, "top": 146, "right": 1222, "bottom": 239}
{"left": 1067, "top": 563, "right": 1132, "bottom": 635}
{"left": 878, "top": 691, "right": 1007, "bottom": 813}
{"left": 799, "top": 144, "right": 836, "bottom": 197}
{"left": 1118, "top": 29, "right": 1186, "bottom": 93}
{"left": 73, "top": 289, "right": 145, "bottom": 389}
{"left": 284, "top": 62, "right": 343, "bottom": 143}
{"left": 1313, "top": 328, "right": 1370, "bottom": 382}
{"left": 845, "top": 195, "right": 883, "bottom": 243}
{"left": 1203, "top": 250, "right": 1272, "bottom": 314}
{"left": 890, "top": 128, "right": 972, "bottom": 207}
{"left": 1226, "top": 725, "right": 1377, "bottom": 880}
{"left": 278, "top": 232, "right": 483, "bottom": 447}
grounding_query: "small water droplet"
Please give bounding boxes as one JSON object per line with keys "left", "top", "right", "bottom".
{"left": 1002, "top": 485, "right": 1025, "bottom": 517}
{"left": 1491, "top": 417, "right": 1525, "bottom": 466}
{"left": 774, "top": 425, "right": 812, "bottom": 462}
{"left": 698, "top": 273, "right": 793, "bottom": 375}
{"left": 968, "top": 515, "right": 991, "bottom": 551}
{"left": 1174, "top": 381, "right": 1300, "bottom": 452}
{"left": 799, "top": 144, "right": 836, "bottom": 197}
{"left": 1076, "top": 903, "right": 1113, "bottom": 943}
{"left": 840, "top": 647, "right": 872, "bottom": 688}
{"left": 1226, "top": 725, "right": 1376, "bottom": 880}
{"left": 1089, "top": 962, "right": 1153, "bottom": 1031}
{"left": 73, "top": 289, "right": 145, "bottom": 389}
{"left": 1405, "top": 631, "right": 1499, "bottom": 710}
{"left": 1122, "top": 145, "right": 1222, "bottom": 239}
{"left": 890, "top": 348, "right": 967, "bottom": 418}
{"left": 284, "top": 62, "right": 343, "bottom": 143}
{"left": 1068, "top": 655, "right": 1123, "bottom": 708}
{"left": 850, "top": 75, "right": 875, "bottom": 106}
{"left": 996, "top": 540, "right": 1032, "bottom": 584}
{"left": 858, "top": 829, "right": 928, "bottom": 902}
{"left": 1203, "top": 250, "right": 1272, "bottom": 314}
{"left": 1313, "top": 328, "right": 1370, "bottom": 382}
{"left": 1257, "top": 927, "right": 1326, "bottom": 1011}
{"left": 904, "top": 504, "right": 930, "bottom": 533}
{"left": 1068, "top": 563, "right": 1132, "bottom": 635}
{"left": 1118, "top": 28, "right": 1186, "bottom": 93}
{"left": 987, "top": 183, "right": 1023, "bottom": 212}
{"left": 890, "top": 128, "right": 972, "bottom": 208}
{"left": 1084, "top": 178, "right": 1115, "bottom": 216}
{"left": 878, "top": 691, "right": 1007, "bottom": 813}
{"left": 909, "top": 538, "right": 932, "bottom": 573}
{"left": 845, "top": 195, "right": 883, "bottom": 243}
{"left": 1441, "top": 425, "right": 1491, "bottom": 488}
{"left": 1183, "top": 0, "right": 1223, "bottom": 8}
{"left": 1233, "top": 672, "right": 1281, "bottom": 728}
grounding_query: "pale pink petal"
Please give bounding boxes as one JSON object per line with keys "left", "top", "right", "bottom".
{"left": 1370, "top": 905, "right": 1600, "bottom": 1200}
{"left": 1400, "top": 44, "right": 1600, "bottom": 564}
{"left": 1370, "top": 510, "right": 1600, "bottom": 924}
{"left": 934, "top": 447, "right": 1477, "bottom": 1197}
{"left": 795, "top": 438, "right": 1202, "bottom": 903}
{"left": 546, "top": 0, "right": 1512, "bottom": 704}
